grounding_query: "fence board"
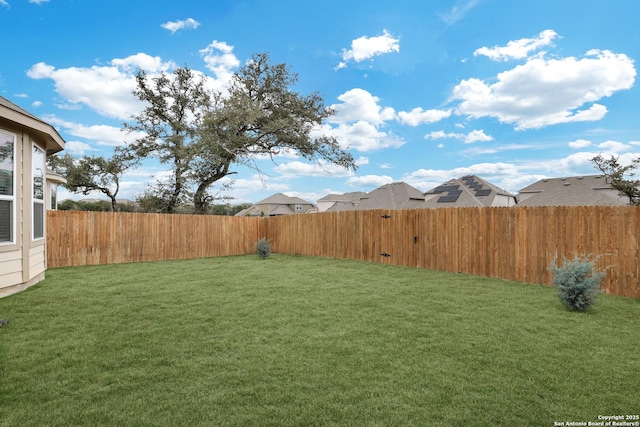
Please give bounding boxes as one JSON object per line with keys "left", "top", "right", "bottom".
{"left": 47, "top": 206, "right": 640, "bottom": 299}
{"left": 47, "top": 211, "right": 263, "bottom": 268}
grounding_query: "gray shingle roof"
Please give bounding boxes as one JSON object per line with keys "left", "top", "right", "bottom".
{"left": 516, "top": 175, "right": 628, "bottom": 206}
{"left": 235, "top": 193, "right": 315, "bottom": 216}
{"left": 330, "top": 182, "right": 425, "bottom": 211}
{"left": 423, "top": 175, "right": 515, "bottom": 208}
{"left": 256, "top": 192, "right": 314, "bottom": 206}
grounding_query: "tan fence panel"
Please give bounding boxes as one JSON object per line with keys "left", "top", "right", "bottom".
{"left": 264, "top": 206, "right": 640, "bottom": 299}
{"left": 47, "top": 211, "right": 264, "bottom": 268}
{"left": 48, "top": 206, "right": 640, "bottom": 298}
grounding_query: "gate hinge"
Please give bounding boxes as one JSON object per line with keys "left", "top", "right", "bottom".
{"left": 381, "top": 214, "right": 391, "bottom": 219}
{"left": 381, "top": 252, "right": 391, "bottom": 257}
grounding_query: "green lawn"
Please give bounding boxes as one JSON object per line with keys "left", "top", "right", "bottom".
{"left": 1, "top": 255, "right": 638, "bottom": 426}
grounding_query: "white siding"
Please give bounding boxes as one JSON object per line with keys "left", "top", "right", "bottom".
{"left": 0, "top": 249, "right": 22, "bottom": 290}
{"left": 29, "top": 244, "right": 46, "bottom": 281}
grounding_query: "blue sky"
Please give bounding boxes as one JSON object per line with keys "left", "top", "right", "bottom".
{"left": 1, "top": 0, "right": 639, "bottom": 204}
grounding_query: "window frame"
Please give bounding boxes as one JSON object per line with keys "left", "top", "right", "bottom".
{"left": 0, "top": 128, "right": 16, "bottom": 245}
{"left": 32, "top": 142, "right": 45, "bottom": 241}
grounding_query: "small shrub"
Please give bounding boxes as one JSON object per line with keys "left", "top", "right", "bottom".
{"left": 256, "top": 238, "right": 271, "bottom": 260}
{"left": 550, "top": 255, "right": 605, "bottom": 311}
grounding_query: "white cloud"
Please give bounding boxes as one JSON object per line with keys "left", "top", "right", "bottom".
{"left": 460, "top": 143, "right": 541, "bottom": 157}
{"left": 425, "top": 130, "right": 454, "bottom": 140}
{"left": 316, "top": 88, "right": 403, "bottom": 152}
{"left": 402, "top": 162, "right": 520, "bottom": 192}
{"left": 44, "top": 116, "right": 146, "bottom": 147}
{"left": 55, "top": 102, "right": 83, "bottom": 111}
{"left": 474, "top": 30, "right": 558, "bottom": 61}
{"left": 464, "top": 129, "right": 494, "bottom": 143}
{"left": 355, "top": 156, "right": 369, "bottom": 166}
{"left": 329, "top": 88, "right": 395, "bottom": 125}
{"left": 517, "top": 151, "right": 602, "bottom": 176}
{"left": 31, "top": 101, "right": 42, "bottom": 107}
{"left": 0, "top": 0, "right": 9, "bottom": 8}
{"left": 568, "top": 139, "right": 592, "bottom": 149}
{"left": 161, "top": 18, "right": 201, "bottom": 34}
{"left": 274, "top": 160, "right": 355, "bottom": 178}
{"left": 199, "top": 40, "right": 240, "bottom": 88}
{"left": 27, "top": 54, "right": 176, "bottom": 119}
{"left": 336, "top": 29, "right": 399, "bottom": 70}
{"left": 63, "top": 141, "right": 95, "bottom": 155}
{"left": 503, "top": 174, "right": 548, "bottom": 193}
{"left": 438, "top": 0, "right": 480, "bottom": 25}
{"left": 111, "top": 53, "right": 173, "bottom": 73}
{"left": 452, "top": 49, "right": 636, "bottom": 130}
{"left": 598, "top": 140, "right": 631, "bottom": 152}
{"left": 425, "top": 129, "right": 493, "bottom": 143}
{"left": 397, "top": 107, "right": 451, "bottom": 126}
{"left": 29, "top": 0, "right": 49, "bottom": 3}
{"left": 314, "top": 121, "right": 405, "bottom": 152}
{"left": 346, "top": 174, "right": 394, "bottom": 188}
{"left": 26, "top": 44, "right": 239, "bottom": 120}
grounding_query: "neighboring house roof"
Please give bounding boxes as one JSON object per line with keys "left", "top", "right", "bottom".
{"left": 516, "top": 175, "right": 629, "bottom": 206}
{"left": 318, "top": 192, "right": 366, "bottom": 203}
{"left": 318, "top": 191, "right": 366, "bottom": 212}
{"left": 0, "top": 96, "right": 65, "bottom": 154}
{"left": 328, "top": 182, "right": 425, "bottom": 211}
{"left": 423, "top": 175, "right": 516, "bottom": 208}
{"left": 235, "top": 193, "right": 316, "bottom": 216}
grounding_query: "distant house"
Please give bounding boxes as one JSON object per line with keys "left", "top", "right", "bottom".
{"left": 326, "top": 182, "right": 425, "bottom": 211}
{"left": 1, "top": 96, "right": 65, "bottom": 297}
{"left": 317, "top": 191, "right": 366, "bottom": 212}
{"left": 235, "top": 193, "right": 316, "bottom": 216}
{"left": 516, "top": 175, "right": 628, "bottom": 206}
{"left": 423, "top": 175, "right": 516, "bottom": 208}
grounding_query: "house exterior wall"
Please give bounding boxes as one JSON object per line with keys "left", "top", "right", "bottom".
{"left": 0, "top": 250, "right": 22, "bottom": 293}
{"left": 492, "top": 194, "right": 517, "bottom": 207}
{"left": 0, "top": 122, "right": 50, "bottom": 297}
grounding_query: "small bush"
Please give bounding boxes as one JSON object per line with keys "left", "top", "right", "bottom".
{"left": 550, "top": 255, "right": 605, "bottom": 311}
{"left": 255, "top": 238, "right": 271, "bottom": 260}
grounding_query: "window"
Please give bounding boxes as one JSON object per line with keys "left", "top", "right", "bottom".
{"left": 0, "top": 129, "right": 15, "bottom": 244}
{"left": 50, "top": 182, "right": 58, "bottom": 210}
{"left": 33, "top": 144, "right": 45, "bottom": 240}
{"left": 295, "top": 204, "right": 303, "bottom": 212}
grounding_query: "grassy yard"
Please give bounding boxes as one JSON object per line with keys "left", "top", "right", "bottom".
{"left": 0, "top": 255, "right": 638, "bottom": 426}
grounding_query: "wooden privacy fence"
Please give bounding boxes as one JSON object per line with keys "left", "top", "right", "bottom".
{"left": 47, "top": 210, "right": 263, "bottom": 267}
{"left": 47, "top": 206, "right": 640, "bottom": 299}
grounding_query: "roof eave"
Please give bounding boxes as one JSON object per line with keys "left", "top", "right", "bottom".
{"left": 0, "top": 105, "right": 65, "bottom": 154}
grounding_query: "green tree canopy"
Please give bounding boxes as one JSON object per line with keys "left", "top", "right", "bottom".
{"left": 191, "top": 52, "right": 356, "bottom": 213}
{"left": 123, "top": 67, "right": 211, "bottom": 213}
{"left": 591, "top": 154, "right": 640, "bottom": 205}
{"left": 124, "top": 53, "right": 356, "bottom": 214}
{"left": 48, "top": 150, "right": 137, "bottom": 212}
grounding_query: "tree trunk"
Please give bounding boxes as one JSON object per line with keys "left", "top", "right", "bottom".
{"left": 194, "top": 178, "right": 216, "bottom": 214}
{"left": 109, "top": 196, "right": 119, "bottom": 212}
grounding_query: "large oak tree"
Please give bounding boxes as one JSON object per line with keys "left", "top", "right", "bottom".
{"left": 124, "top": 67, "right": 211, "bottom": 213}
{"left": 125, "top": 53, "right": 356, "bottom": 214}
